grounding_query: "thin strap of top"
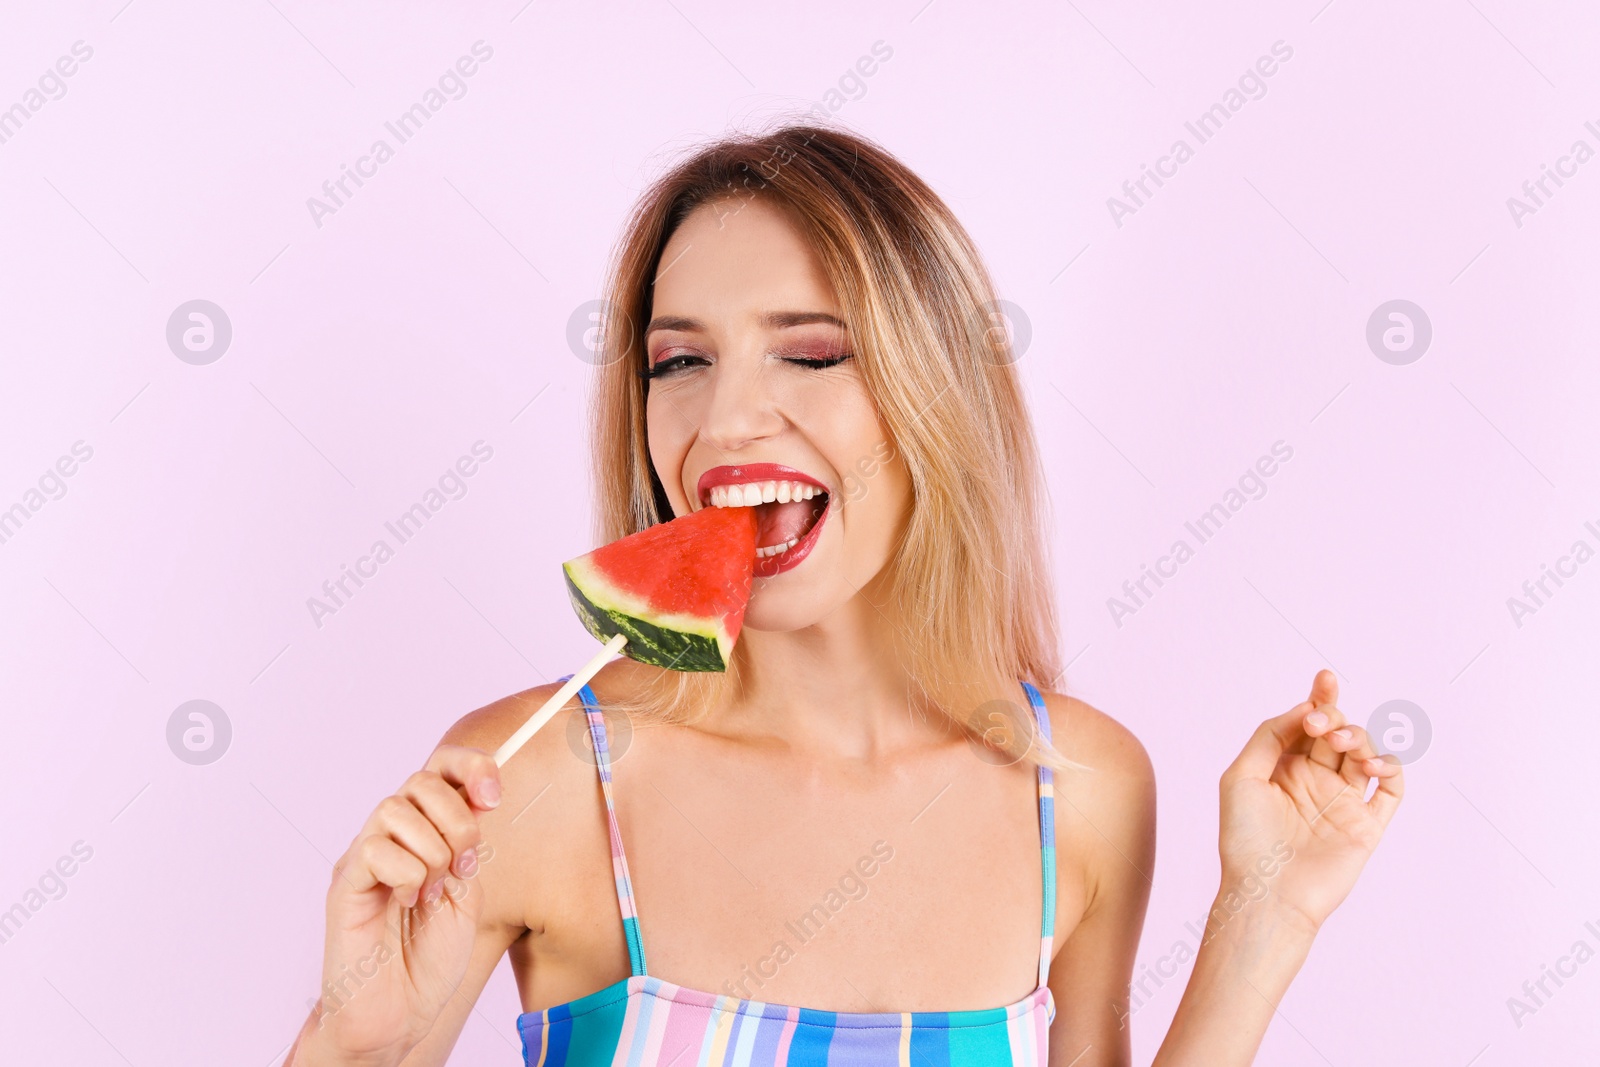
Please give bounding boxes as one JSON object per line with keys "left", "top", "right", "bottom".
{"left": 573, "top": 678, "right": 1057, "bottom": 988}
{"left": 1021, "top": 679, "right": 1058, "bottom": 988}
{"left": 573, "top": 679, "right": 649, "bottom": 975}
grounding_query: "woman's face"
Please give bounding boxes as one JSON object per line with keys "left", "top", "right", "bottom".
{"left": 643, "top": 197, "right": 911, "bottom": 632}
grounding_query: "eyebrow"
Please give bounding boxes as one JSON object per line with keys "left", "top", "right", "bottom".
{"left": 644, "top": 311, "right": 848, "bottom": 335}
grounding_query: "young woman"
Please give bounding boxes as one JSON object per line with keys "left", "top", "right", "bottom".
{"left": 287, "top": 123, "right": 1403, "bottom": 1066}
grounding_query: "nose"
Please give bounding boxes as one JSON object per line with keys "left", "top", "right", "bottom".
{"left": 698, "top": 355, "right": 784, "bottom": 454}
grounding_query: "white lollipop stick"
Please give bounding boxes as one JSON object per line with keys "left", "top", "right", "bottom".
{"left": 493, "top": 632, "right": 628, "bottom": 767}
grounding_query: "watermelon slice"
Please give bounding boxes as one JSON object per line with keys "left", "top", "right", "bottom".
{"left": 562, "top": 505, "right": 759, "bottom": 671}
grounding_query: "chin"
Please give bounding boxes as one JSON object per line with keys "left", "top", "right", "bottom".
{"left": 743, "top": 545, "right": 894, "bottom": 636}
{"left": 741, "top": 580, "right": 846, "bottom": 633}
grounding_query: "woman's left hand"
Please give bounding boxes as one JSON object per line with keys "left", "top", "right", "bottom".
{"left": 1215, "top": 669, "right": 1405, "bottom": 934}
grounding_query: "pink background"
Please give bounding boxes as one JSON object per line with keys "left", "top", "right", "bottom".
{"left": 3, "top": 0, "right": 1597, "bottom": 1062}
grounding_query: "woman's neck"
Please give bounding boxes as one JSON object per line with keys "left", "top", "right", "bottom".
{"left": 709, "top": 596, "right": 941, "bottom": 761}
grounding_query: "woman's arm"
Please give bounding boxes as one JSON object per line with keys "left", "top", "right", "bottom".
{"left": 1041, "top": 693, "right": 1158, "bottom": 1067}
{"left": 1147, "top": 893, "right": 1315, "bottom": 1064}
{"left": 1152, "top": 670, "right": 1404, "bottom": 1065}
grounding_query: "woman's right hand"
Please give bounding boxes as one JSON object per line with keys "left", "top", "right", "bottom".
{"left": 299, "top": 745, "right": 502, "bottom": 1066}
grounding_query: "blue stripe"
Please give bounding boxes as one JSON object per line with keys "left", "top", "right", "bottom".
{"left": 787, "top": 1009, "right": 837, "bottom": 1064}
{"left": 622, "top": 916, "right": 647, "bottom": 974}
{"left": 909, "top": 1012, "right": 952, "bottom": 1067}
{"left": 546, "top": 1002, "right": 573, "bottom": 1066}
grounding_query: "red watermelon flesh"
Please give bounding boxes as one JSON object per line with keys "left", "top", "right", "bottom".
{"left": 562, "top": 505, "right": 758, "bottom": 671}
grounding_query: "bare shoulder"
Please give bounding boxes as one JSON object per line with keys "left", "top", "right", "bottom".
{"left": 1033, "top": 689, "right": 1156, "bottom": 909}
{"left": 1035, "top": 688, "right": 1154, "bottom": 793}
{"left": 434, "top": 677, "right": 616, "bottom": 935}
{"left": 438, "top": 679, "right": 581, "bottom": 764}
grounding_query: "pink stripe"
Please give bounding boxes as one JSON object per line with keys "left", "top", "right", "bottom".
{"left": 656, "top": 989, "right": 706, "bottom": 1063}
{"left": 773, "top": 1005, "right": 799, "bottom": 1062}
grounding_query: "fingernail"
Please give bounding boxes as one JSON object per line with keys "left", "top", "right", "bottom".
{"left": 1332, "top": 728, "right": 1353, "bottom": 744}
{"left": 479, "top": 778, "right": 501, "bottom": 808}
{"left": 1306, "top": 711, "right": 1328, "bottom": 729}
{"left": 457, "top": 849, "right": 478, "bottom": 877}
{"left": 424, "top": 880, "right": 443, "bottom": 903}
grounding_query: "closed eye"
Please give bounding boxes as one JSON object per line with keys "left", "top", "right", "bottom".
{"left": 640, "top": 352, "right": 853, "bottom": 379}
{"left": 785, "top": 353, "right": 854, "bottom": 369}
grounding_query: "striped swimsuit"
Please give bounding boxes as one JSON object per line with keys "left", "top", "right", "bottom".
{"left": 517, "top": 680, "right": 1059, "bottom": 1066}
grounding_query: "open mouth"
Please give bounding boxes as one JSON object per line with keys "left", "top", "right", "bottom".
{"left": 696, "top": 464, "right": 831, "bottom": 576}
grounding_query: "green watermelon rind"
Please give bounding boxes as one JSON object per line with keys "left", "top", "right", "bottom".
{"left": 562, "top": 560, "right": 732, "bottom": 672}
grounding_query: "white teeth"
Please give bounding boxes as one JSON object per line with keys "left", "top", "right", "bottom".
{"left": 755, "top": 536, "right": 800, "bottom": 558}
{"left": 701, "top": 479, "right": 828, "bottom": 557}
{"left": 705, "top": 480, "right": 825, "bottom": 508}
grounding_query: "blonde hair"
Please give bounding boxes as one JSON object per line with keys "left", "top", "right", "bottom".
{"left": 587, "top": 118, "right": 1079, "bottom": 771}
